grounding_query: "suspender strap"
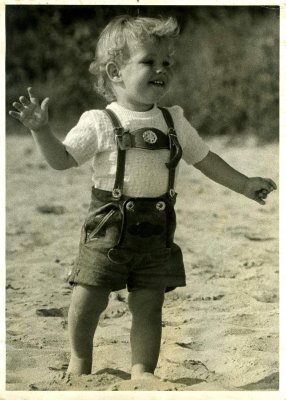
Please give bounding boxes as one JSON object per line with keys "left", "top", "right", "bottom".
{"left": 158, "top": 107, "right": 183, "bottom": 195}
{"left": 103, "top": 108, "right": 126, "bottom": 199}
{"left": 104, "top": 107, "right": 182, "bottom": 199}
{"left": 158, "top": 106, "right": 175, "bottom": 130}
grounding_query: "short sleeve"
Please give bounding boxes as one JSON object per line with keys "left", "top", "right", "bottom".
{"left": 63, "top": 111, "right": 99, "bottom": 166}
{"left": 168, "top": 106, "right": 209, "bottom": 165}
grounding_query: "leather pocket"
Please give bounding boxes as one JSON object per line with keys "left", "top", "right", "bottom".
{"left": 86, "top": 209, "right": 116, "bottom": 241}
{"left": 84, "top": 206, "right": 122, "bottom": 246}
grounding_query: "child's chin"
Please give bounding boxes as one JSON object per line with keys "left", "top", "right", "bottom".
{"left": 143, "top": 90, "right": 168, "bottom": 105}
{"left": 152, "top": 88, "right": 169, "bottom": 99}
{"left": 155, "top": 91, "right": 168, "bottom": 102}
{"left": 153, "top": 85, "right": 167, "bottom": 93}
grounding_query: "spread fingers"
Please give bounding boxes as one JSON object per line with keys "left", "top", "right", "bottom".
{"left": 12, "top": 101, "right": 24, "bottom": 112}
{"left": 9, "top": 110, "right": 21, "bottom": 120}
{"left": 19, "top": 96, "right": 30, "bottom": 106}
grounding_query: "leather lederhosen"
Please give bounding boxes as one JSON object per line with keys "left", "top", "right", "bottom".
{"left": 82, "top": 107, "right": 183, "bottom": 263}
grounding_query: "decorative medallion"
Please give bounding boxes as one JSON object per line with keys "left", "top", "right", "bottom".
{"left": 142, "top": 130, "right": 158, "bottom": 144}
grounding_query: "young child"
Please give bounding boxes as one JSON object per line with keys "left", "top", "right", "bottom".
{"left": 9, "top": 15, "right": 277, "bottom": 381}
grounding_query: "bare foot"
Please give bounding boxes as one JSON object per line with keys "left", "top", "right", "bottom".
{"left": 67, "top": 356, "right": 92, "bottom": 376}
{"left": 131, "top": 372, "right": 160, "bottom": 380}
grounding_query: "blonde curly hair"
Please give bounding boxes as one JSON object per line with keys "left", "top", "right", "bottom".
{"left": 89, "top": 15, "right": 180, "bottom": 102}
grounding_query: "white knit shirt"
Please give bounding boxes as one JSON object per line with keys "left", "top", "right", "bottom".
{"left": 63, "top": 102, "right": 209, "bottom": 197}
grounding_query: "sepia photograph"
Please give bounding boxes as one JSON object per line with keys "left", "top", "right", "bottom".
{"left": 4, "top": 2, "right": 281, "bottom": 394}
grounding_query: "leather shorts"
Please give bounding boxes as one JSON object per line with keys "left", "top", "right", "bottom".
{"left": 68, "top": 188, "right": 186, "bottom": 292}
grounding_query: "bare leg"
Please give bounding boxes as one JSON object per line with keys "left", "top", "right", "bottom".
{"left": 128, "top": 288, "right": 165, "bottom": 380}
{"left": 67, "top": 284, "right": 111, "bottom": 375}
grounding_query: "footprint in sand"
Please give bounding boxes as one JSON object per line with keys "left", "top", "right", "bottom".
{"left": 239, "top": 372, "right": 279, "bottom": 390}
{"left": 244, "top": 233, "right": 275, "bottom": 241}
{"left": 36, "top": 205, "right": 66, "bottom": 215}
{"left": 36, "top": 307, "right": 68, "bottom": 317}
{"left": 251, "top": 292, "right": 278, "bottom": 303}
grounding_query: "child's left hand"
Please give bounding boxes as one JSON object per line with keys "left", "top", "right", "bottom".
{"left": 243, "top": 177, "right": 277, "bottom": 205}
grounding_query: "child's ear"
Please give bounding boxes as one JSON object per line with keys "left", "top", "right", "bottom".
{"left": 106, "top": 62, "right": 122, "bottom": 82}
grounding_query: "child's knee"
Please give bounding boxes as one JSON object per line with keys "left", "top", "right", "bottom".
{"left": 70, "top": 284, "right": 110, "bottom": 317}
{"left": 128, "top": 288, "right": 165, "bottom": 317}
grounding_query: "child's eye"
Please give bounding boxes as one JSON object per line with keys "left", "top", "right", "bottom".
{"left": 163, "top": 61, "right": 171, "bottom": 67}
{"left": 163, "top": 60, "right": 175, "bottom": 68}
{"left": 142, "top": 60, "right": 154, "bottom": 66}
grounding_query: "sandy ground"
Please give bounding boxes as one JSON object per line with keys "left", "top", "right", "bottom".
{"left": 5, "top": 134, "right": 279, "bottom": 392}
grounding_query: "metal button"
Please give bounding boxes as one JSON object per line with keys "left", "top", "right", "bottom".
{"left": 126, "top": 201, "right": 135, "bottom": 211}
{"left": 156, "top": 201, "right": 166, "bottom": 211}
{"left": 112, "top": 188, "right": 122, "bottom": 199}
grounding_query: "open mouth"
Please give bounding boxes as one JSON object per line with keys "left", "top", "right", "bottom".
{"left": 150, "top": 80, "right": 165, "bottom": 87}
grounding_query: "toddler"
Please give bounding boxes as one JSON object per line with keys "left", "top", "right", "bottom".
{"left": 9, "top": 15, "right": 277, "bottom": 381}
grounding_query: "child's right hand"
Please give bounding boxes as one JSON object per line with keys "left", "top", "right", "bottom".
{"left": 9, "top": 87, "right": 49, "bottom": 131}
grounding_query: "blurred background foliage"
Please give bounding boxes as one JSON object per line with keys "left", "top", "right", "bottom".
{"left": 6, "top": 5, "right": 279, "bottom": 142}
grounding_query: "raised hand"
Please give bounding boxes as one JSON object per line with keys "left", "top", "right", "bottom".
{"left": 243, "top": 177, "right": 277, "bottom": 205}
{"left": 9, "top": 87, "right": 49, "bottom": 131}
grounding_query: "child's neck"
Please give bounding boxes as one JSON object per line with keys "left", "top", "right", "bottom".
{"left": 116, "top": 99, "right": 155, "bottom": 112}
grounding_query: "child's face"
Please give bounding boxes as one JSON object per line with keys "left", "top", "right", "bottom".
{"left": 116, "top": 39, "right": 174, "bottom": 111}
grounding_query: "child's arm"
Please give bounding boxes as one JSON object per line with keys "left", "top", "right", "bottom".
{"left": 9, "top": 87, "right": 77, "bottom": 170}
{"left": 194, "top": 151, "right": 277, "bottom": 205}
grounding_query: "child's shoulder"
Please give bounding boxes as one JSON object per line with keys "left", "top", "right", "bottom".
{"left": 79, "top": 108, "right": 107, "bottom": 118}
{"left": 77, "top": 108, "right": 111, "bottom": 125}
{"left": 162, "top": 105, "right": 185, "bottom": 121}
{"left": 164, "top": 105, "right": 183, "bottom": 111}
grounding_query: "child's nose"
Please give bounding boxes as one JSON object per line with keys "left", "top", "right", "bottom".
{"left": 155, "top": 66, "right": 166, "bottom": 74}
